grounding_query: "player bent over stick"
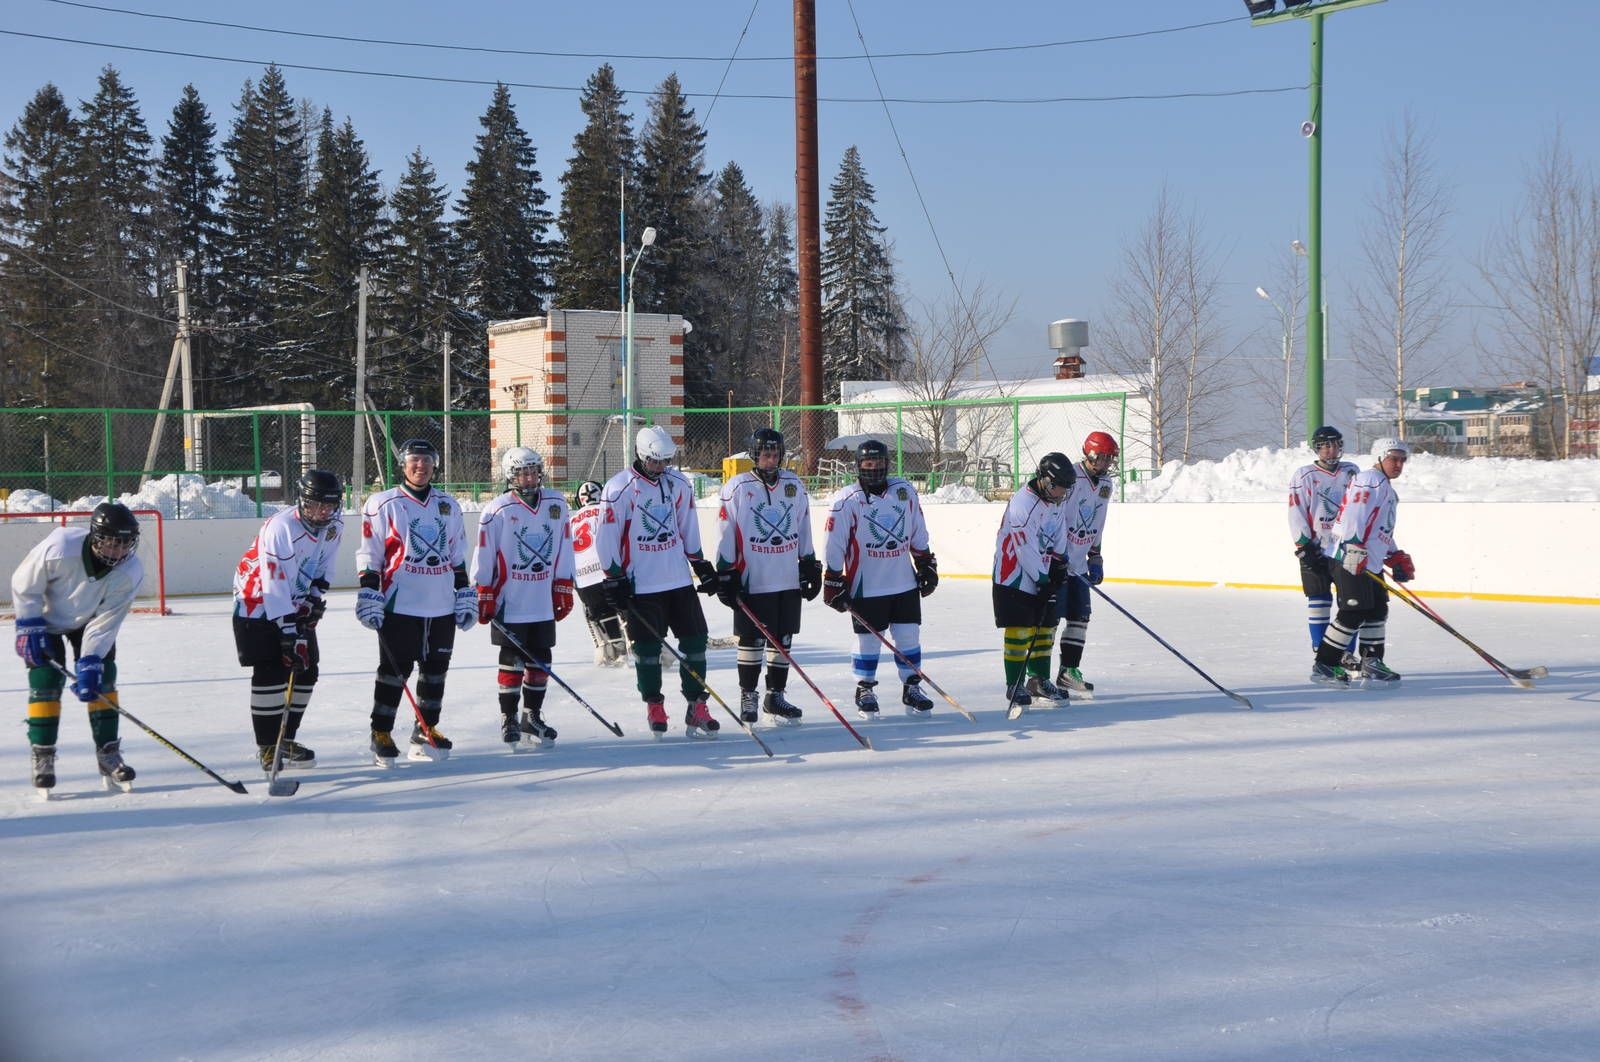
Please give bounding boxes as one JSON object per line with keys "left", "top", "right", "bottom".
{"left": 992, "top": 454, "right": 1074, "bottom": 710}
{"left": 472, "top": 448, "right": 575, "bottom": 750}
{"left": 822, "top": 439, "right": 938, "bottom": 719}
{"left": 12, "top": 502, "right": 143, "bottom": 798}
{"left": 1042, "top": 431, "right": 1118, "bottom": 703}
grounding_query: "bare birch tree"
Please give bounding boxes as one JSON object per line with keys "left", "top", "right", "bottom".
{"left": 1351, "top": 113, "right": 1453, "bottom": 440}
{"left": 1246, "top": 246, "right": 1307, "bottom": 447}
{"left": 892, "top": 283, "right": 1016, "bottom": 466}
{"left": 1175, "top": 211, "right": 1234, "bottom": 460}
{"left": 1478, "top": 128, "right": 1600, "bottom": 458}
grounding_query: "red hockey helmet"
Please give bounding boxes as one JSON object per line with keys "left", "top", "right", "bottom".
{"left": 1083, "top": 431, "right": 1119, "bottom": 459}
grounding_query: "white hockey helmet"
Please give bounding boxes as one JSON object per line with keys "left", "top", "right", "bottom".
{"left": 501, "top": 446, "right": 543, "bottom": 480}
{"left": 1371, "top": 436, "right": 1410, "bottom": 460}
{"left": 636, "top": 425, "right": 678, "bottom": 462}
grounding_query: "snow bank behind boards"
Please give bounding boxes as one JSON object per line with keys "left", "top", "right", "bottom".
{"left": 1, "top": 499, "right": 1592, "bottom": 604}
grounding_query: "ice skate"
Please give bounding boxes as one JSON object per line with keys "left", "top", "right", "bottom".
{"left": 685, "top": 696, "right": 720, "bottom": 739}
{"left": 902, "top": 681, "right": 934, "bottom": 716}
{"left": 96, "top": 739, "right": 135, "bottom": 793}
{"left": 1340, "top": 651, "right": 1362, "bottom": 672}
{"left": 1005, "top": 682, "right": 1032, "bottom": 720}
{"left": 1024, "top": 674, "right": 1065, "bottom": 705}
{"left": 370, "top": 728, "right": 400, "bottom": 767}
{"left": 1310, "top": 661, "right": 1351, "bottom": 689}
{"left": 1056, "top": 666, "right": 1095, "bottom": 701}
{"left": 646, "top": 698, "right": 669, "bottom": 739}
{"left": 738, "top": 689, "right": 760, "bottom": 724}
{"left": 31, "top": 744, "right": 56, "bottom": 800}
{"left": 501, "top": 713, "right": 522, "bottom": 750}
{"left": 761, "top": 689, "right": 802, "bottom": 726}
{"left": 408, "top": 722, "right": 452, "bottom": 761}
{"left": 276, "top": 740, "right": 315, "bottom": 768}
{"left": 854, "top": 681, "right": 879, "bottom": 720}
{"left": 520, "top": 708, "right": 558, "bottom": 748}
{"left": 1360, "top": 656, "right": 1401, "bottom": 686}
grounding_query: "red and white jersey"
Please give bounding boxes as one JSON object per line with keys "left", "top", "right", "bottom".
{"left": 823, "top": 478, "right": 927, "bottom": 599}
{"left": 10, "top": 527, "right": 143, "bottom": 660}
{"left": 1058, "top": 463, "right": 1113, "bottom": 575}
{"left": 1330, "top": 467, "right": 1401, "bottom": 571}
{"left": 470, "top": 489, "right": 574, "bottom": 623}
{"left": 233, "top": 506, "right": 343, "bottom": 622}
{"left": 716, "top": 470, "right": 815, "bottom": 594}
{"left": 992, "top": 485, "right": 1064, "bottom": 591}
{"left": 596, "top": 466, "right": 703, "bottom": 595}
{"left": 355, "top": 485, "right": 467, "bottom": 618}
{"left": 1288, "top": 460, "right": 1360, "bottom": 553}
{"left": 569, "top": 502, "right": 605, "bottom": 589}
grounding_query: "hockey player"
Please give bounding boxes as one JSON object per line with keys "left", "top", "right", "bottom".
{"left": 471, "top": 448, "right": 574, "bottom": 750}
{"left": 716, "top": 428, "right": 823, "bottom": 725}
{"left": 1047, "top": 431, "right": 1119, "bottom": 702}
{"left": 232, "top": 469, "right": 343, "bottom": 772}
{"left": 570, "top": 480, "right": 627, "bottom": 667}
{"left": 822, "top": 438, "right": 938, "bottom": 718}
{"left": 355, "top": 438, "right": 476, "bottom": 763}
{"left": 1313, "top": 436, "right": 1416, "bottom": 688}
{"left": 12, "top": 502, "right": 143, "bottom": 797}
{"left": 1289, "top": 425, "right": 1362, "bottom": 665}
{"left": 597, "top": 425, "right": 721, "bottom": 738}
{"left": 992, "top": 454, "right": 1074, "bottom": 707}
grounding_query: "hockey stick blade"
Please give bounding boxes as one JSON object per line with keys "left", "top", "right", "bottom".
{"left": 267, "top": 777, "right": 300, "bottom": 797}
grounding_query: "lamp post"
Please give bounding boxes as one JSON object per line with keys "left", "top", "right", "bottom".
{"left": 622, "top": 225, "right": 657, "bottom": 469}
{"left": 1257, "top": 286, "right": 1297, "bottom": 447}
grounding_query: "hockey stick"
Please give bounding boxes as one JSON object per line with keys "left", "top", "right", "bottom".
{"left": 45, "top": 658, "right": 250, "bottom": 794}
{"left": 265, "top": 671, "right": 300, "bottom": 797}
{"left": 1088, "top": 582, "right": 1254, "bottom": 710}
{"left": 1005, "top": 591, "right": 1055, "bottom": 721}
{"left": 1367, "top": 572, "right": 1542, "bottom": 688}
{"left": 625, "top": 606, "right": 774, "bottom": 757}
{"left": 839, "top": 601, "right": 976, "bottom": 722}
{"left": 491, "top": 619, "right": 624, "bottom": 736}
{"left": 374, "top": 630, "right": 440, "bottom": 747}
{"left": 735, "top": 598, "right": 872, "bottom": 750}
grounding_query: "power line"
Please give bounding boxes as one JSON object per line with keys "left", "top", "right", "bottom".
{"left": 0, "top": 29, "right": 1307, "bottom": 106}
{"left": 702, "top": 0, "right": 763, "bottom": 126}
{"left": 43, "top": 1, "right": 1246, "bottom": 63}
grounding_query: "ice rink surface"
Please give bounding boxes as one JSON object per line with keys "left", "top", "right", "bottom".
{"left": 1, "top": 580, "right": 1595, "bottom": 1061}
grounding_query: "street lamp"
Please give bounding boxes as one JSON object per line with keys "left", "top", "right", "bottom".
{"left": 622, "top": 225, "right": 657, "bottom": 468}
{"left": 1257, "top": 286, "right": 1298, "bottom": 447}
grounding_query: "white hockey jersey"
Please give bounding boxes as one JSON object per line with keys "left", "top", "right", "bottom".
{"left": 569, "top": 502, "right": 605, "bottom": 589}
{"left": 823, "top": 478, "right": 927, "bottom": 598}
{"left": 233, "top": 506, "right": 342, "bottom": 622}
{"left": 717, "top": 470, "right": 815, "bottom": 594}
{"left": 355, "top": 485, "right": 468, "bottom": 618}
{"left": 10, "top": 526, "right": 144, "bottom": 659}
{"left": 992, "top": 486, "right": 1064, "bottom": 591}
{"left": 469, "top": 490, "right": 574, "bottom": 623}
{"left": 1288, "top": 460, "right": 1360, "bottom": 552}
{"left": 1330, "top": 467, "right": 1402, "bottom": 571}
{"left": 1059, "top": 463, "right": 1113, "bottom": 575}
{"left": 596, "top": 466, "right": 703, "bottom": 595}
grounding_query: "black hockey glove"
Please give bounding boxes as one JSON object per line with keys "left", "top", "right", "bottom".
{"left": 715, "top": 568, "right": 741, "bottom": 609}
{"left": 798, "top": 556, "right": 823, "bottom": 601}
{"left": 822, "top": 570, "right": 849, "bottom": 613}
{"left": 1046, "top": 554, "right": 1069, "bottom": 591}
{"left": 1294, "top": 540, "right": 1323, "bottom": 571}
{"left": 913, "top": 552, "right": 939, "bottom": 598}
{"left": 601, "top": 575, "right": 633, "bottom": 613}
{"left": 690, "top": 557, "right": 719, "bottom": 596}
{"left": 278, "top": 619, "right": 311, "bottom": 675}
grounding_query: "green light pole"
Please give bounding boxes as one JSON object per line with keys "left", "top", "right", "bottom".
{"left": 1249, "top": 0, "right": 1386, "bottom": 442}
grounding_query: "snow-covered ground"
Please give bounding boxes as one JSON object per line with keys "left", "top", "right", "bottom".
{"left": 1, "top": 580, "right": 1594, "bottom": 1060}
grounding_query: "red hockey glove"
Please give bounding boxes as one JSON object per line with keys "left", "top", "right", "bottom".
{"left": 1387, "top": 549, "right": 1415, "bottom": 583}
{"left": 476, "top": 586, "right": 497, "bottom": 626}
{"left": 552, "top": 579, "right": 574, "bottom": 622}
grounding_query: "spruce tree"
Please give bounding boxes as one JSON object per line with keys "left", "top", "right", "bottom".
{"left": 376, "top": 148, "right": 464, "bottom": 411}
{"left": 757, "top": 200, "right": 799, "bottom": 402}
{"left": 157, "top": 85, "right": 222, "bottom": 308}
{"left": 552, "top": 64, "right": 637, "bottom": 312}
{"left": 700, "top": 162, "right": 766, "bottom": 401}
{"left": 821, "top": 145, "right": 904, "bottom": 396}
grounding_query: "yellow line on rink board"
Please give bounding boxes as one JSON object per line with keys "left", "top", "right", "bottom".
{"left": 941, "top": 573, "right": 1599, "bottom": 605}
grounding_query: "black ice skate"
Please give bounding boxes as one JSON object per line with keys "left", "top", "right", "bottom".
{"left": 96, "top": 739, "right": 135, "bottom": 792}
{"left": 1056, "top": 666, "right": 1095, "bottom": 701}
{"left": 1005, "top": 682, "right": 1032, "bottom": 720}
{"left": 501, "top": 713, "right": 522, "bottom": 749}
{"left": 646, "top": 698, "right": 669, "bottom": 739}
{"left": 1024, "top": 675, "right": 1065, "bottom": 704}
{"left": 371, "top": 728, "right": 400, "bottom": 767}
{"left": 520, "top": 708, "right": 558, "bottom": 748}
{"left": 902, "top": 681, "right": 934, "bottom": 716}
{"left": 1310, "top": 661, "right": 1351, "bottom": 689}
{"left": 408, "top": 722, "right": 452, "bottom": 761}
{"left": 739, "top": 689, "right": 760, "bottom": 723}
{"left": 685, "top": 697, "right": 720, "bottom": 739}
{"left": 31, "top": 744, "right": 56, "bottom": 800}
{"left": 1360, "top": 656, "right": 1401, "bottom": 686}
{"left": 854, "top": 681, "right": 880, "bottom": 719}
{"left": 1340, "top": 651, "right": 1362, "bottom": 672}
{"left": 762, "top": 690, "right": 802, "bottom": 725}
{"left": 278, "top": 740, "right": 315, "bottom": 768}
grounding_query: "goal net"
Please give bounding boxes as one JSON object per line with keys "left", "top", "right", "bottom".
{"left": 0, "top": 508, "right": 170, "bottom": 618}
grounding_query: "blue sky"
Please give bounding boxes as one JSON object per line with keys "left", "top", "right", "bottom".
{"left": 3, "top": 0, "right": 1597, "bottom": 443}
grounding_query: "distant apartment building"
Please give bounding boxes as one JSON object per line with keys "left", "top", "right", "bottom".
{"left": 1355, "top": 383, "right": 1564, "bottom": 458}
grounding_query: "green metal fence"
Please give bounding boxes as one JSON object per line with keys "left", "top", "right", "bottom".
{"left": 0, "top": 392, "right": 1137, "bottom": 517}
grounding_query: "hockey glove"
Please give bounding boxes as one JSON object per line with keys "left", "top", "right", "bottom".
{"left": 1387, "top": 549, "right": 1415, "bottom": 583}
{"left": 453, "top": 585, "right": 478, "bottom": 631}
{"left": 822, "top": 569, "right": 849, "bottom": 613}
{"left": 1293, "top": 539, "right": 1323, "bottom": 571}
{"left": 690, "top": 558, "right": 719, "bottom": 596}
{"left": 72, "top": 654, "right": 104, "bottom": 703}
{"left": 1086, "top": 551, "right": 1104, "bottom": 587}
{"left": 913, "top": 552, "right": 939, "bottom": 598}
{"left": 278, "top": 619, "right": 311, "bottom": 675}
{"left": 15, "top": 616, "right": 50, "bottom": 667}
{"left": 355, "top": 586, "right": 386, "bottom": 630}
{"left": 798, "top": 556, "right": 823, "bottom": 601}
{"left": 1046, "top": 554, "right": 1069, "bottom": 590}
{"left": 1341, "top": 544, "right": 1369, "bottom": 576}
{"left": 552, "top": 579, "right": 574, "bottom": 622}
{"left": 715, "top": 568, "right": 741, "bottom": 609}
{"left": 476, "top": 586, "right": 498, "bottom": 626}
{"left": 296, "top": 594, "right": 328, "bottom": 631}
{"left": 601, "top": 575, "right": 633, "bottom": 613}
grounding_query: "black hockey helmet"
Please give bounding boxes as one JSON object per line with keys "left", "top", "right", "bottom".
{"left": 574, "top": 480, "right": 603, "bottom": 508}
{"left": 88, "top": 502, "right": 139, "bottom": 566}
{"left": 856, "top": 438, "right": 890, "bottom": 490}
{"left": 1034, "top": 452, "right": 1076, "bottom": 494}
{"left": 397, "top": 437, "right": 440, "bottom": 464}
{"left": 298, "top": 469, "right": 343, "bottom": 528}
{"left": 747, "top": 427, "right": 785, "bottom": 464}
{"left": 1310, "top": 425, "right": 1343, "bottom": 449}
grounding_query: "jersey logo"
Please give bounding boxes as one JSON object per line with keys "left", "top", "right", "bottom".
{"left": 750, "top": 500, "right": 797, "bottom": 546}
{"left": 513, "top": 524, "right": 555, "bottom": 573}
{"left": 548, "top": 504, "right": 560, "bottom": 520}
{"left": 408, "top": 517, "right": 448, "bottom": 565}
{"left": 1098, "top": 485, "right": 1112, "bottom": 499}
{"left": 784, "top": 483, "right": 797, "bottom": 498}
{"left": 861, "top": 505, "right": 907, "bottom": 551}
{"left": 896, "top": 487, "right": 907, "bottom": 501}
{"left": 437, "top": 502, "right": 450, "bottom": 515}
{"left": 637, "top": 500, "right": 676, "bottom": 543}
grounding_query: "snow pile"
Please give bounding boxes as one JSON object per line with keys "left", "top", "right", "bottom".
{"left": 1123, "top": 446, "right": 1600, "bottom": 502}
{"left": 924, "top": 483, "right": 987, "bottom": 504}
{"left": 2, "top": 475, "right": 280, "bottom": 519}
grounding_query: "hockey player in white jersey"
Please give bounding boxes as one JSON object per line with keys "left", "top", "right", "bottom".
{"left": 471, "top": 448, "right": 574, "bottom": 749}
{"left": 232, "top": 470, "right": 343, "bottom": 773}
{"left": 596, "top": 425, "right": 722, "bottom": 738}
{"left": 1289, "top": 425, "right": 1362, "bottom": 664}
{"left": 11, "top": 502, "right": 144, "bottom": 797}
{"left": 822, "top": 439, "right": 937, "bottom": 718}
{"left": 715, "top": 428, "right": 823, "bottom": 725}
{"left": 1046, "top": 431, "right": 1119, "bottom": 703}
{"left": 355, "top": 438, "right": 476, "bottom": 763}
{"left": 570, "top": 480, "right": 626, "bottom": 666}
{"left": 992, "top": 454, "right": 1074, "bottom": 707}
{"left": 1313, "top": 437, "right": 1417, "bottom": 688}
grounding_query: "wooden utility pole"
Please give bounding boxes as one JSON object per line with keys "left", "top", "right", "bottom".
{"left": 352, "top": 266, "right": 368, "bottom": 500}
{"left": 794, "top": 0, "right": 823, "bottom": 469}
